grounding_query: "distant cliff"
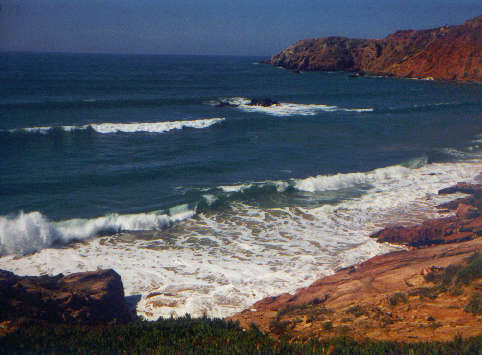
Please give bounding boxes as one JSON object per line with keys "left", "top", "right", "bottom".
{"left": 269, "top": 15, "right": 482, "bottom": 82}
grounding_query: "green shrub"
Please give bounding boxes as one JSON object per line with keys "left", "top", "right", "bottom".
{"left": 269, "top": 318, "right": 291, "bottom": 335}
{"left": 457, "top": 253, "right": 482, "bottom": 285}
{"left": 424, "top": 252, "right": 482, "bottom": 288}
{"left": 464, "top": 292, "right": 482, "bottom": 315}
{"left": 346, "top": 305, "right": 368, "bottom": 318}
{"left": 0, "top": 320, "right": 481, "bottom": 355}
{"left": 415, "top": 252, "right": 482, "bottom": 301}
{"left": 388, "top": 292, "right": 408, "bottom": 306}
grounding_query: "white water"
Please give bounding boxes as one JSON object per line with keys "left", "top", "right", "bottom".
{"left": 214, "top": 97, "right": 373, "bottom": 116}
{"left": 0, "top": 159, "right": 480, "bottom": 320}
{"left": 0, "top": 209, "right": 195, "bottom": 256}
{"left": 9, "top": 118, "right": 225, "bottom": 135}
{"left": 294, "top": 165, "right": 413, "bottom": 192}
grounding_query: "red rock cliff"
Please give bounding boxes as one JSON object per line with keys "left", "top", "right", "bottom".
{"left": 269, "top": 15, "right": 482, "bottom": 82}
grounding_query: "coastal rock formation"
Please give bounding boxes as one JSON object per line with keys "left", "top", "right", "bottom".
{"left": 269, "top": 15, "right": 482, "bottom": 81}
{"left": 231, "top": 239, "right": 481, "bottom": 342}
{"left": 0, "top": 269, "right": 133, "bottom": 332}
{"left": 371, "top": 183, "right": 482, "bottom": 247}
{"left": 231, "top": 181, "right": 482, "bottom": 341}
{"left": 215, "top": 97, "right": 279, "bottom": 108}
{"left": 247, "top": 98, "right": 280, "bottom": 107}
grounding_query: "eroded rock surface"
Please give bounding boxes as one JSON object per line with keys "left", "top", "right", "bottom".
{"left": 0, "top": 269, "right": 134, "bottom": 332}
{"left": 371, "top": 183, "right": 482, "bottom": 247}
{"left": 269, "top": 15, "right": 482, "bottom": 82}
{"left": 231, "top": 239, "right": 481, "bottom": 342}
{"left": 230, "top": 181, "right": 482, "bottom": 342}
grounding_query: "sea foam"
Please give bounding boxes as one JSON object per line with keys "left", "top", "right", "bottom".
{"left": 0, "top": 160, "right": 480, "bottom": 320}
{"left": 293, "top": 165, "right": 412, "bottom": 192}
{"left": 9, "top": 118, "right": 225, "bottom": 135}
{"left": 214, "top": 97, "right": 373, "bottom": 116}
{"left": 0, "top": 209, "right": 194, "bottom": 256}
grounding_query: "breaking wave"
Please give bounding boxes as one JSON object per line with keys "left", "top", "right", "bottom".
{"left": 293, "top": 165, "right": 415, "bottom": 192}
{"left": 2, "top": 154, "right": 478, "bottom": 258}
{"left": 209, "top": 97, "right": 373, "bottom": 116}
{"left": 0, "top": 209, "right": 194, "bottom": 256}
{"left": 7, "top": 118, "right": 225, "bottom": 135}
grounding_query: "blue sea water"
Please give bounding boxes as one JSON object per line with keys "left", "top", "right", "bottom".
{"left": 0, "top": 52, "right": 480, "bottom": 318}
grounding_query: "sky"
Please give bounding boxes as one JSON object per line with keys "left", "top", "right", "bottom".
{"left": 0, "top": 0, "right": 481, "bottom": 56}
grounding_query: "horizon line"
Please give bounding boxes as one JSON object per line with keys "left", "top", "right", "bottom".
{"left": 0, "top": 49, "right": 270, "bottom": 58}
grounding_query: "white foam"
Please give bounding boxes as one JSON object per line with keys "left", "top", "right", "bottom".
{"left": 219, "top": 181, "right": 289, "bottom": 193}
{"left": 0, "top": 160, "right": 480, "bottom": 320}
{"left": 0, "top": 210, "right": 194, "bottom": 256}
{"left": 219, "top": 183, "right": 253, "bottom": 193}
{"left": 10, "top": 118, "right": 225, "bottom": 135}
{"left": 294, "top": 165, "right": 411, "bottom": 192}
{"left": 218, "top": 97, "right": 373, "bottom": 116}
{"left": 202, "top": 194, "right": 218, "bottom": 206}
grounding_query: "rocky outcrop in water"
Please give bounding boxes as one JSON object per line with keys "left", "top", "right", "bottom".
{"left": 371, "top": 183, "right": 482, "bottom": 247}
{"left": 215, "top": 97, "right": 279, "bottom": 108}
{"left": 269, "top": 15, "right": 482, "bottom": 82}
{"left": 247, "top": 98, "right": 280, "bottom": 107}
{"left": 0, "top": 269, "right": 134, "bottom": 332}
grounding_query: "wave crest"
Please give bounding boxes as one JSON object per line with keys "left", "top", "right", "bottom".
{"left": 294, "top": 165, "right": 416, "bottom": 193}
{"left": 8, "top": 118, "right": 225, "bottom": 135}
{"left": 0, "top": 210, "right": 194, "bottom": 256}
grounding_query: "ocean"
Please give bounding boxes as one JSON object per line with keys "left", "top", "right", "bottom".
{"left": 0, "top": 52, "right": 481, "bottom": 319}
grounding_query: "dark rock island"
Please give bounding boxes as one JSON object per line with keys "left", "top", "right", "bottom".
{"left": 268, "top": 15, "right": 482, "bottom": 82}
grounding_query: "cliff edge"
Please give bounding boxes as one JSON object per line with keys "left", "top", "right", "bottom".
{"left": 269, "top": 15, "right": 482, "bottom": 82}
{"left": 230, "top": 182, "right": 482, "bottom": 342}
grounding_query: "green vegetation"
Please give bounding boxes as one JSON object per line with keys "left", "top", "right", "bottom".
{"left": 0, "top": 317, "right": 481, "bottom": 355}
{"left": 465, "top": 292, "right": 482, "bottom": 315}
{"left": 388, "top": 292, "right": 408, "bottom": 306}
{"left": 276, "top": 304, "right": 331, "bottom": 319}
{"left": 410, "top": 252, "right": 482, "bottom": 301}
{"left": 346, "top": 305, "right": 369, "bottom": 318}
{"left": 269, "top": 317, "right": 292, "bottom": 335}
{"left": 1, "top": 254, "right": 480, "bottom": 354}
{"left": 270, "top": 303, "right": 332, "bottom": 333}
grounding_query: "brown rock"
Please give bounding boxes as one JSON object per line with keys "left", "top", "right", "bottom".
{"left": 372, "top": 182, "right": 482, "bottom": 247}
{"left": 230, "top": 239, "right": 482, "bottom": 342}
{"left": 456, "top": 203, "right": 480, "bottom": 219}
{"left": 370, "top": 217, "right": 472, "bottom": 247}
{"left": 438, "top": 183, "right": 482, "bottom": 196}
{"left": 0, "top": 269, "right": 134, "bottom": 330}
{"left": 230, "top": 181, "right": 482, "bottom": 342}
{"left": 269, "top": 15, "right": 482, "bottom": 82}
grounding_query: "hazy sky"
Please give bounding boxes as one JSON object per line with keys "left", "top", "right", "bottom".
{"left": 1, "top": 0, "right": 480, "bottom": 56}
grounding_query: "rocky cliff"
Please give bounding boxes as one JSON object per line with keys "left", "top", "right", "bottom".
{"left": 269, "top": 15, "right": 482, "bottom": 81}
{"left": 231, "top": 182, "right": 482, "bottom": 342}
{"left": 0, "top": 269, "right": 134, "bottom": 333}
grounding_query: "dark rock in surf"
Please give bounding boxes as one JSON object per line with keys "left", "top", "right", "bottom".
{"left": 247, "top": 98, "right": 280, "bottom": 107}
{"left": 0, "top": 269, "right": 134, "bottom": 332}
{"left": 215, "top": 98, "right": 280, "bottom": 108}
{"left": 215, "top": 101, "right": 239, "bottom": 108}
